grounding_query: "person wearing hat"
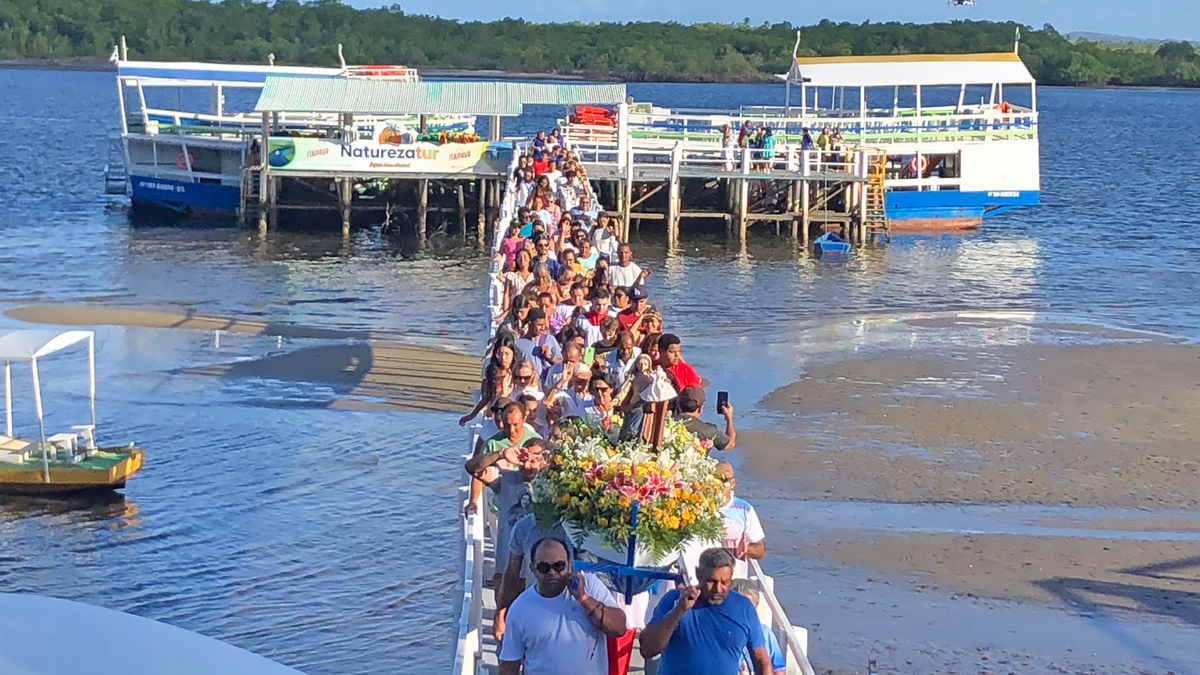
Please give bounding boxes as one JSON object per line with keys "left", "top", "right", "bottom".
{"left": 617, "top": 284, "right": 650, "bottom": 332}
{"left": 609, "top": 243, "right": 648, "bottom": 288}
{"left": 545, "top": 360, "right": 596, "bottom": 422}
{"left": 675, "top": 385, "right": 736, "bottom": 452}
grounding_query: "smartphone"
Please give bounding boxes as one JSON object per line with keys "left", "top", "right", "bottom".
{"left": 716, "top": 390, "right": 729, "bottom": 412}
{"left": 583, "top": 346, "right": 596, "bottom": 364}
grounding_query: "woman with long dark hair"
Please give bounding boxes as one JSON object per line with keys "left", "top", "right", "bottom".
{"left": 458, "top": 338, "right": 516, "bottom": 426}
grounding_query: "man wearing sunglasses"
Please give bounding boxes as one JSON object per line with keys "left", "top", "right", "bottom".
{"left": 499, "top": 537, "right": 627, "bottom": 675}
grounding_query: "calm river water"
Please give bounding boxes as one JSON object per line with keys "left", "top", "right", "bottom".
{"left": 0, "top": 69, "right": 1197, "bottom": 674}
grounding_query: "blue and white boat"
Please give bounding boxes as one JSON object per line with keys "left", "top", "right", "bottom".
{"left": 596, "top": 49, "right": 1040, "bottom": 230}
{"left": 109, "top": 44, "right": 475, "bottom": 218}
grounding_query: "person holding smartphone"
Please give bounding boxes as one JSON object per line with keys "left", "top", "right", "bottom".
{"left": 675, "top": 385, "right": 736, "bottom": 452}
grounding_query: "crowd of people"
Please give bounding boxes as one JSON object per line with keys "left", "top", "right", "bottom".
{"left": 459, "top": 130, "right": 787, "bottom": 675}
{"left": 716, "top": 121, "right": 847, "bottom": 174}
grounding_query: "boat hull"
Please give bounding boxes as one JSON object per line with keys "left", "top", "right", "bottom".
{"left": 886, "top": 189, "right": 1039, "bottom": 231}
{"left": 130, "top": 175, "right": 240, "bottom": 217}
{"left": 0, "top": 447, "right": 144, "bottom": 495}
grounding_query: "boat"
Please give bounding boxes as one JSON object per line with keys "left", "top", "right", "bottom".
{"left": 813, "top": 231, "right": 851, "bottom": 256}
{"left": 107, "top": 41, "right": 476, "bottom": 218}
{"left": 0, "top": 593, "right": 304, "bottom": 675}
{"left": 565, "top": 48, "right": 1040, "bottom": 231}
{"left": 0, "top": 330, "right": 144, "bottom": 494}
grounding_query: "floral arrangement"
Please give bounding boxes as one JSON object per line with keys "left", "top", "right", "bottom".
{"left": 531, "top": 415, "right": 726, "bottom": 563}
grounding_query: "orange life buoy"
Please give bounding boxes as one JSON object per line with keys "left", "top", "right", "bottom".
{"left": 175, "top": 152, "right": 193, "bottom": 170}
{"left": 908, "top": 155, "right": 929, "bottom": 174}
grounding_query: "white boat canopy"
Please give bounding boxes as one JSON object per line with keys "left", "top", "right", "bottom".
{"left": 0, "top": 330, "right": 93, "bottom": 361}
{"left": 786, "top": 52, "right": 1036, "bottom": 87}
{"left": 118, "top": 60, "right": 346, "bottom": 88}
{"left": 0, "top": 330, "right": 95, "bottom": 481}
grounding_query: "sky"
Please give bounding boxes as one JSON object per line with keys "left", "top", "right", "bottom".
{"left": 344, "top": 0, "right": 1200, "bottom": 42}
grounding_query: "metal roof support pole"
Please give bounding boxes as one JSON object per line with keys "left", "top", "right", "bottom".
{"left": 259, "top": 112, "right": 270, "bottom": 234}
{"left": 622, "top": 141, "right": 633, "bottom": 231}
{"left": 859, "top": 86, "right": 866, "bottom": 137}
{"left": 488, "top": 116, "right": 502, "bottom": 142}
{"left": 30, "top": 358, "right": 49, "bottom": 483}
{"left": 3, "top": 361, "right": 11, "bottom": 437}
{"left": 616, "top": 103, "right": 629, "bottom": 173}
{"left": 786, "top": 30, "right": 800, "bottom": 116}
{"left": 87, "top": 334, "right": 96, "bottom": 432}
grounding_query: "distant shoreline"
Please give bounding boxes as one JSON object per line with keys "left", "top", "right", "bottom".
{"left": 0, "top": 58, "right": 768, "bottom": 83}
{"left": 4, "top": 58, "right": 1196, "bottom": 89}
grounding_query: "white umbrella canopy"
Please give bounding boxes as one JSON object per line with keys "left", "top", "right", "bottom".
{"left": 0, "top": 330, "right": 93, "bottom": 361}
{"left": 0, "top": 331, "right": 97, "bottom": 479}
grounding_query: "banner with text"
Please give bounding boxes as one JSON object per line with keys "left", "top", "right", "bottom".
{"left": 266, "top": 136, "right": 510, "bottom": 174}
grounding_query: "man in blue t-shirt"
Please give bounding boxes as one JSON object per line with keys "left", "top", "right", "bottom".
{"left": 639, "top": 548, "right": 772, "bottom": 675}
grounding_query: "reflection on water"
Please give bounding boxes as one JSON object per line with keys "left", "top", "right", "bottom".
{"left": 1, "top": 68, "right": 1199, "bottom": 674}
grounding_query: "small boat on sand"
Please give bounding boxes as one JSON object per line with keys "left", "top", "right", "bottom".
{"left": 0, "top": 330, "right": 143, "bottom": 495}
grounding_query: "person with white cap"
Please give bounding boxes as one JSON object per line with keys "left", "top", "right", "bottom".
{"left": 545, "top": 360, "right": 595, "bottom": 421}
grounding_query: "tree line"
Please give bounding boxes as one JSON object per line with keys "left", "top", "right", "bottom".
{"left": 1, "top": 0, "right": 1197, "bottom": 86}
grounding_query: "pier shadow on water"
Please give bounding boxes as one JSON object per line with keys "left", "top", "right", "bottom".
{"left": 1034, "top": 556, "right": 1200, "bottom": 670}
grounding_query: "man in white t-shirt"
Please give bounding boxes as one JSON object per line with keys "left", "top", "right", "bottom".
{"left": 681, "top": 462, "right": 766, "bottom": 581}
{"left": 498, "top": 537, "right": 627, "bottom": 675}
{"left": 609, "top": 243, "right": 648, "bottom": 289}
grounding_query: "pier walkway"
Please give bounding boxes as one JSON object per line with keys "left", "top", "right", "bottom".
{"left": 450, "top": 160, "right": 816, "bottom": 675}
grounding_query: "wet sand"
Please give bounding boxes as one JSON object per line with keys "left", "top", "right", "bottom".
{"left": 6, "top": 304, "right": 479, "bottom": 413}
{"left": 746, "top": 342, "right": 1200, "bottom": 508}
{"left": 816, "top": 532, "right": 1200, "bottom": 625}
{"left": 735, "top": 339, "right": 1200, "bottom": 672}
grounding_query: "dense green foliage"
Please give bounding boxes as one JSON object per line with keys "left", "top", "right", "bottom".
{"left": 2, "top": 0, "right": 1197, "bottom": 86}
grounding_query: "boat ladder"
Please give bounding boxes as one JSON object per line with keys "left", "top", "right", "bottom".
{"left": 102, "top": 138, "right": 128, "bottom": 196}
{"left": 863, "top": 152, "right": 889, "bottom": 242}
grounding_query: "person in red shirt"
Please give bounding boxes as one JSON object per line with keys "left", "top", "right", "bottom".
{"left": 531, "top": 151, "right": 549, "bottom": 176}
{"left": 617, "top": 285, "right": 649, "bottom": 332}
{"left": 657, "top": 333, "right": 701, "bottom": 391}
{"left": 581, "top": 287, "right": 613, "bottom": 327}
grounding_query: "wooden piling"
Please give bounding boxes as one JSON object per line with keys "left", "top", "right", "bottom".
{"left": 417, "top": 178, "right": 429, "bottom": 242}
{"left": 268, "top": 176, "right": 279, "bottom": 230}
{"left": 457, "top": 183, "right": 467, "bottom": 237}
{"left": 340, "top": 178, "right": 352, "bottom": 237}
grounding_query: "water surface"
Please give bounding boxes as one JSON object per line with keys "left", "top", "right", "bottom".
{"left": 0, "top": 68, "right": 1198, "bottom": 673}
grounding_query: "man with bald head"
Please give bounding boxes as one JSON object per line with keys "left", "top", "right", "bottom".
{"left": 715, "top": 462, "right": 766, "bottom": 579}
{"left": 682, "top": 462, "right": 766, "bottom": 582}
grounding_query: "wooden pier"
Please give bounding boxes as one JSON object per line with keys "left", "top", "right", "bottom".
{"left": 242, "top": 80, "right": 884, "bottom": 248}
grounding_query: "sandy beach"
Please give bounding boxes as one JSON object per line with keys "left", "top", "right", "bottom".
{"left": 730, "top": 338, "right": 1200, "bottom": 672}
{"left": 6, "top": 304, "right": 479, "bottom": 413}
{"left": 745, "top": 341, "right": 1200, "bottom": 508}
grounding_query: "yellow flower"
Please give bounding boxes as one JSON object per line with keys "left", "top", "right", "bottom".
{"left": 597, "top": 516, "right": 609, "bottom": 527}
